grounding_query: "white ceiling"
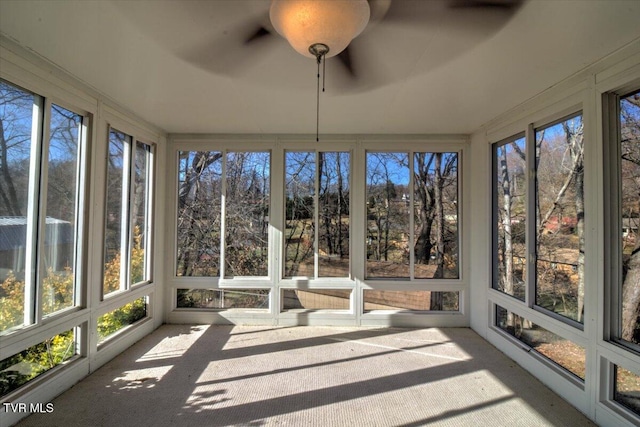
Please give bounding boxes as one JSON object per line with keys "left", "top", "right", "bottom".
{"left": 1, "top": 0, "right": 640, "bottom": 135}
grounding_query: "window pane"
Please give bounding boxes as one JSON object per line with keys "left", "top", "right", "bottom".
{"left": 494, "top": 137, "right": 526, "bottom": 300}
{"left": 104, "top": 130, "right": 128, "bottom": 295}
{"left": 176, "top": 151, "right": 222, "bottom": 277}
{"left": 535, "top": 114, "right": 585, "bottom": 323}
{"left": 619, "top": 89, "right": 640, "bottom": 346}
{"left": 283, "top": 289, "right": 351, "bottom": 310}
{"left": 224, "top": 152, "right": 270, "bottom": 277}
{"left": 414, "top": 152, "right": 459, "bottom": 279}
{"left": 97, "top": 297, "right": 147, "bottom": 343}
{"left": 364, "top": 290, "right": 459, "bottom": 311}
{"left": 42, "top": 104, "right": 82, "bottom": 316}
{"left": 176, "top": 289, "right": 269, "bottom": 309}
{"left": 0, "top": 81, "right": 37, "bottom": 332}
{"left": 285, "top": 151, "right": 315, "bottom": 277}
{"left": 614, "top": 365, "right": 640, "bottom": 416}
{"left": 496, "top": 305, "right": 585, "bottom": 380}
{"left": 318, "top": 152, "right": 350, "bottom": 277}
{"left": 0, "top": 328, "right": 76, "bottom": 396}
{"left": 366, "top": 152, "right": 410, "bottom": 278}
{"left": 130, "top": 142, "right": 151, "bottom": 285}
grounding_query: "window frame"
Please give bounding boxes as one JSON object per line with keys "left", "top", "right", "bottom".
{"left": 221, "top": 149, "right": 272, "bottom": 280}
{"left": 531, "top": 111, "right": 585, "bottom": 329}
{"left": 173, "top": 147, "right": 273, "bottom": 281}
{"left": 168, "top": 138, "right": 469, "bottom": 322}
{"left": 364, "top": 148, "right": 462, "bottom": 281}
{"left": 603, "top": 85, "right": 640, "bottom": 355}
{"left": 0, "top": 76, "right": 91, "bottom": 402}
{"left": 102, "top": 125, "right": 155, "bottom": 300}
{"left": 0, "top": 79, "right": 91, "bottom": 333}
{"left": 491, "top": 110, "right": 586, "bottom": 331}
{"left": 491, "top": 131, "right": 527, "bottom": 302}
{"left": 283, "top": 148, "right": 353, "bottom": 280}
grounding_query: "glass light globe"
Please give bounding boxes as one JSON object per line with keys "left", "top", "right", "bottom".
{"left": 270, "top": 0, "right": 370, "bottom": 59}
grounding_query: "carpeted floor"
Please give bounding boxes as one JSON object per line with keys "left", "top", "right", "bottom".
{"left": 16, "top": 325, "right": 595, "bottom": 426}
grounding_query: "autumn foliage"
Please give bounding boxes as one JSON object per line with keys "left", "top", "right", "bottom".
{"left": 0, "top": 227, "right": 146, "bottom": 396}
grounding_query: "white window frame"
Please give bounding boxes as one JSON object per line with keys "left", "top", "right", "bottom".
{"left": 102, "top": 125, "right": 155, "bottom": 299}
{"left": 167, "top": 136, "right": 470, "bottom": 328}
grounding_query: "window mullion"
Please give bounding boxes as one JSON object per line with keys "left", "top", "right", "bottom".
{"left": 314, "top": 152, "right": 319, "bottom": 279}
{"left": 603, "top": 92, "right": 621, "bottom": 341}
{"left": 143, "top": 144, "right": 153, "bottom": 283}
{"left": 409, "top": 151, "right": 415, "bottom": 280}
{"left": 120, "top": 137, "right": 132, "bottom": 292}
{"left": 23, "top": 95, "right": 45, "bottom": 326}
{"left": 526, "top": 122, "right": 536, "bottom": 309}
{"left": 74, "top": 115, "right": 88, "bottom": 307}
{"left": 34, "top": 99, "right": 52, "bottom": 324}
{"left": 220, "top": 150, "right": 227, "bottom": 279}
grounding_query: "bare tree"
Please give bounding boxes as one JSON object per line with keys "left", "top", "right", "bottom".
{"left": 176, "top": 151, "right": 223, "bottom": 277}
{"left": 498, "top": 145, "right": 515, "bottom": 297}
{"left": 318, "top": 152, "right": 349, "bottom": 276}
{"left": 0, "top": 82, "right": 34, "bottom": 216}
{"left": 414, "top": 153, "right": 457, "bottom": 278}
{"left": 620, "top": 93, "right": 640, "bottom": 342}
{"left": 534, "top": 117, "right": 584, "bottom": 322}
{"left": 284, "top": 152, "right": 315, "bottom": 276}
{"left": 414, "top": 153, "right": 436, "bottom": 266}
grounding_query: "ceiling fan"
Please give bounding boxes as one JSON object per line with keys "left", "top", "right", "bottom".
{"left": 180, "top": 0, "right": 524, "bottom": 91}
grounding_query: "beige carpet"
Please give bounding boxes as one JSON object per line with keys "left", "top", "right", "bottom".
{"left": 17, "top": 325, "right": 595, "bottom": 426}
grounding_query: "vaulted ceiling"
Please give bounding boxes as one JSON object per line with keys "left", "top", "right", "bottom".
{"left": 1, "top": 0, "right": 640, "bottom": 135}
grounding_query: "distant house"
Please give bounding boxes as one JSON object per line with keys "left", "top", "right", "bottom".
{"left": 0, "top": 217, "right": 74, "bottom": 282}
{"left": 544, "top": 216, "right": 578, "bottom": 234}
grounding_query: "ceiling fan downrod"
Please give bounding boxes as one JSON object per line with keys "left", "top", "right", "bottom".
{"left": 310, "top": 43, "right": 329, "bottom": 142}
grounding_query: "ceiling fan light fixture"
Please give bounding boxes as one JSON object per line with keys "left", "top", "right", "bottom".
{"left": 269, "top": 0, "right": 370, "bottom": 59}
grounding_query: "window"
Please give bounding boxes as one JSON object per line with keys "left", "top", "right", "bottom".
{"left": 363, "top": 290, "right": 459, "bottom": 312}
{"left": 0, "top": 80, "right": 87, "bottom": 333}
{"left": 366, "top": 151, "right": 459, "bottom": 280}
{"left": 609, "top": 88, "right": 640, "bottom": 349}
{"left": 493, "top": 134, "right": 526, "bottom": 301}
{"left": 491, "top": 114, "right": 586, "bottom": 389}
{"left": 0, "top": 327, "right": 77, "bottom": 396}
{"left": 224, "top": 151, "right": 270, "bottom": 277}
{"left": 97, "top": 297, "right": 147, "bottom": 343}
{"left": 366, "top": 152, "right": 410, "bottom": 278}
{"left": 103, "top": 129, "right": 153, "bottom": 297}
{"left": 534, "top": 114, "right": 585, "bottom": 323}
{"left": 284, "top": 151, "right": 350, "bottom": 278}
{"left": 176, "top": 150, "right": 270, "bottom": 278}
{"left": 614, "top": 365, "right": 640, "bottom": 415}
{"left": 173, "top": 143, "right": 464, "bottom": 317}
{"left": 176, "top": 151, "right": 222, "bottom": 277}
{"left": 492, "top": 113, "right": 585, "bottom": 326}
{"left": 177, "top": 289, "right": 269, "bottom": 309}
{"left": 495, "top": 305, "right": 585, "bottom": 380}
{"left": 282, "top": 289, "right": 351, "bottom": 310}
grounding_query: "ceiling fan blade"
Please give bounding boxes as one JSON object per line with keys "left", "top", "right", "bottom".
{"left": 447, "top": 0, "right": 523, "bottom": 9}
{"left": 182, "top": 20, "right": 276, "bottom": 75}
{"left": 378, "top": 0, "right": 522, "bottom": 27}
{"left": 328, "top": 38, "right": 392, "bottom": 94}
{"left": 245, "top": 25, "right": 273, "bottom": 45}
{"left": 337, "top": 46, "right": 356, "bottom": 79}
{"left": 366, "top": 0, "right": 393, "bottom": 25}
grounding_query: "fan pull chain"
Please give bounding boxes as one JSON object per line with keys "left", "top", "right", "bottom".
{"left": 316, "top": 56, "right": 320, "bottom": 142}
{"left": 316, "top": 54, "right": 326, "bottom": 142}
{"left": 311, "top": 45, "right": 328, "bottom": 142}
{"left": 322, "top": 53, "right": 326, "bottom": 92}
